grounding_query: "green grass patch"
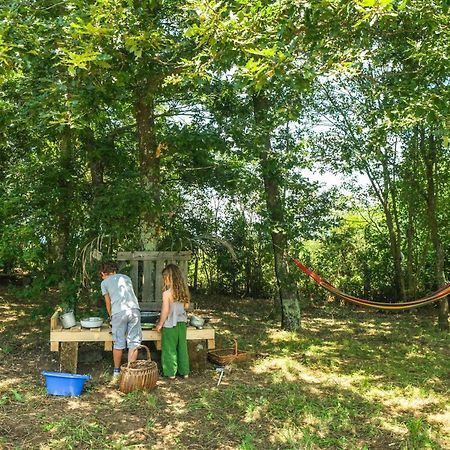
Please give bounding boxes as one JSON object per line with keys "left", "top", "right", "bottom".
{"left": 1, "top": 289, "right": 449, "bottom": 449}
{"left": 40, "top": 417, "right": 107, "bottom": 449}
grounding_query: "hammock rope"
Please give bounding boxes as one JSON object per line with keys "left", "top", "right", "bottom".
{"left": 292, "top": 258, "right": 450, "bottom": 310}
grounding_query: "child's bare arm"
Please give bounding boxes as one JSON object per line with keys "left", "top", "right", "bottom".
{"left": 155, "top": 291, "right": 170, "bottom": 332}
{"left": 104, "top": 293, "right": 112, "bottom": 317}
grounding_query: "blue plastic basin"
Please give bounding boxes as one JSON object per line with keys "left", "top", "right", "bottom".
{"left": 42, "top": 371, "right": 92, "bottom": 396}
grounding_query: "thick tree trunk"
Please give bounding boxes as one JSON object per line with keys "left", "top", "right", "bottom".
{"left": 421, "top": 131, "right": 448, "bottom": 330}
{"left": 135, "top": 81, "right": 161, "bottom": 250}
{"left": 253, "top": 92, "right": 300, "bottom": 331}
{"left": 54, "top": 127, "right": 73, "bottom": 276}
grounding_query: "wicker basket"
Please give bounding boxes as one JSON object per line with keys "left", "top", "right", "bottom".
{"left": 119, "top": 345, "right": 158, "bottom": 394}
{"left": 208, "top": 339, "right": 249, "bottom": 366}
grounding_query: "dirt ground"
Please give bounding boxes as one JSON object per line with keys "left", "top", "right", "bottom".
{"left": 1, "top": 285, "right": 449, "bottom": 450}
{"left": 0, "top": 286, "right": 270, "bottom": 449}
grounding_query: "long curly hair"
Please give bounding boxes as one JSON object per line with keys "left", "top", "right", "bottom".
{"left": 162, "top": 264, "right": 190, "bottom": 305}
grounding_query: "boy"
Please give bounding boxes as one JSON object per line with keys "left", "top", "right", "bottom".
{"left": 100, "top": 261, "right": 142, "bottom": 383}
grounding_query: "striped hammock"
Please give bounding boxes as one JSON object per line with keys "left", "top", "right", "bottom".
{"left": 293, "top": 258, "right": 450, "bottom": 310}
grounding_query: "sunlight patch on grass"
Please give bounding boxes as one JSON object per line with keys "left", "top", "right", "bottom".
{"left": 65, "top": 397, "right": 93, "bottom": 411}
{"left": 243, "top": 397, "right": 268, "bottom": 423}
{"left": 374, "top": 418, "right": 407, "bottom": 438}
{"left": 269, "top": 421, "right": 348, "bottom": 449}
{"left": 153, "top": 421, "right": 190, "bottom": 446}
{"left": 159, "top": 389, "right": 188, "bottom": 416}
{"left": 252, "top": 355, "right": 375, "bottom": 392}
{"left": 429, "top": 407, "right": 450, "bottom": 432}
{"left": 41, "top": 417, "right": 108, "bottom": 448}
{"left": 0, "top": 377, "right": 22, "bottom": 393}
{"left": 269, "top": 424, "right": 303, "bottom": 448}
{"left": 266, "top": 329, "right": 303, "bottom": 343}
{"left": 100, "top": 388, "right": 124, "bottom": 402}
{"left": 253, "top": 356, "right": 309, "bottom": 382}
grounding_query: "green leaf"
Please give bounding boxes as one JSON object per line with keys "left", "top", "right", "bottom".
{"left": 244, "top": 47, "right": 277, "bottom": 58}
{"left": 11, "top": 389, "right": 24, "bottom": 402}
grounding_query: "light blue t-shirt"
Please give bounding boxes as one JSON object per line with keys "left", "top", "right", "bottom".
{"left": 101, "top": 274, "right": 140, "bottom": 316}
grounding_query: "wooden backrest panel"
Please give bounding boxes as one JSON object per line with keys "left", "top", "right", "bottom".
{"left": 117, "top": 251, "right": 191, "bottom": 311}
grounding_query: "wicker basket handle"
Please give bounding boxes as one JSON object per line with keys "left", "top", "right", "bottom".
{"left": 233, "top": 339, "right": 238, "bottom": 356}
{"left": 126, "top": 344, "right": 151, "bottom": 368}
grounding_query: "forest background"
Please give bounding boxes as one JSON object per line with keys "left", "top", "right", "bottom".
{"left": 1, "top": 0, "right": 449, "bottom": 330}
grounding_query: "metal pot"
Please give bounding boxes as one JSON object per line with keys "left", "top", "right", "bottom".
{"left": 141, "top": 311, "right": 160, "bottom": 324}
{"left": 80, "top": 317, "right": 104, "bottom": 328}
{"left": 60, "top": 311, "right": 76, "bottom": 329}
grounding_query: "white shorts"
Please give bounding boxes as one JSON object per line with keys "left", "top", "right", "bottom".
{"left": 111, "top": 309, "right": 142, "bottom": 350}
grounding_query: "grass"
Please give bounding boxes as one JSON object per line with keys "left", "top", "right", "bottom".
{"left": 0, "top": 287, "right": 448, "bottom": 449}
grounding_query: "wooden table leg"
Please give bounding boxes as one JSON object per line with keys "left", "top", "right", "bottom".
{"left": 188, "top": 340, "right": 208, "bottom": 373}
{"left": 50, "top": 341, "right": 59, "bottom": 352}
{"left": 60, "top": 342, "right": 78, "bottom": 373}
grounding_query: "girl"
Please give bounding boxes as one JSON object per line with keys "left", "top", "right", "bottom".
{"left": 155, "top": 264, "right": 190, "bottom": 379}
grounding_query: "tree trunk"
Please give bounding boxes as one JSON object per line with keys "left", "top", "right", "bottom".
{"left": 253, "top": 91, "right": 300, "bottom": 331}
{"left": 135, "top": 80, "right": 161, "bottom": 250}
{"left": 54, "top": 126, "right": 73, "bottom": 276}
{"left": 365, "top": 153, "right": 405, "bottom": 300}
{"left": 193, "top": 254, "right": 199, "bottom": 290}
{"left": 404, "top": 130, "right": 419, "bottom": 300}
{"left": 84, "top": 127, "right": 104, "bottom": 205}
{"left": 420, "top": 130, "right": 448, "bottom": 330}
{"left": 384, "top": 205, "right": 405, "bottom": 300}
{"left": 405, "top": 205, "right": 417, "bottom": 299}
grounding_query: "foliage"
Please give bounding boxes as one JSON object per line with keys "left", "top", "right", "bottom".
{"left": 0, "top": 0, "right": 449, "bottom": 327}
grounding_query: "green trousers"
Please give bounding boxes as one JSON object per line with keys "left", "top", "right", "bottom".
{"left": 161, "top": 322, "right": 189, "bottom": 377}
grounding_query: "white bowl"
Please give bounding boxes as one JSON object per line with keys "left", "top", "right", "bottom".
{"left": 190, "top": 315, "right": 205, "bottom": 328}
{"left": 80, "top": 317, "right": 104, "bottom": 328}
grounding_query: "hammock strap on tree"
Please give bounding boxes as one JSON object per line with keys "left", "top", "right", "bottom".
{"left": 292, "top": 258, "right": 450, "bottom": 310}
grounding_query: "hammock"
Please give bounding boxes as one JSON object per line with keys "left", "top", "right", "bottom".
{"left": 292, "top": 258, "right": 450, "bottom": 310}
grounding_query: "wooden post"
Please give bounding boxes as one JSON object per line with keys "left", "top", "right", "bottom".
{"left": 60, "top": 342, "right": 79, "bottom": 373}
{"left": 104, "top": 341, "right": 113, "bottom": 351}
{"left": 188, "top": 340, "right": 208, "bottom": 373}
{"left": 50, "top": 310, "right": 60, "bottom": 331}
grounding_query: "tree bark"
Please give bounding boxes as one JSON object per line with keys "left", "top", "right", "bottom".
{"left": 84, "top": 127, "right": 104, "bottom": 202}
{"left": 53, "top": 126, "right": 73, "bottom": 276}
{"left": 253, "top": 91, "right": 300, "bottom": 330}
{"left": 404, "top": 129, "right": 419, "bottom": 300}
{"left": 193, "top": 254, "right": 199, "bottom": 291}
{"left": 134, "top": 80, "right": 161, "bottom": 250}
{"left": 420, "top": 129, "right": 449, "bottom": 330}
{"left": 365, "top": 160, "right": 405, "bottom": 300}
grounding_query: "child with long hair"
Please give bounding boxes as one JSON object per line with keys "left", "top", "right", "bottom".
{"left": 154, "top": 264, "right": 190, "bottom": 379}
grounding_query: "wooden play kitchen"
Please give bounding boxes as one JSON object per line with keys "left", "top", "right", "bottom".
{"left": 50, "top": 251, "right": 215, "bottom": 373}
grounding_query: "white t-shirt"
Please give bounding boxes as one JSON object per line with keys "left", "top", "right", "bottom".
{"left": 101, "top": 274, "right": 140, "bottom": 316}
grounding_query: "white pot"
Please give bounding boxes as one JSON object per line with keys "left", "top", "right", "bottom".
{"left": 80, "top": 317, "right": 104, "bottom": 328}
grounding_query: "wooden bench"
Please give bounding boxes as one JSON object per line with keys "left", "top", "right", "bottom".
{"left": 50, "top": 310, "right": 215, "bottom": 373}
